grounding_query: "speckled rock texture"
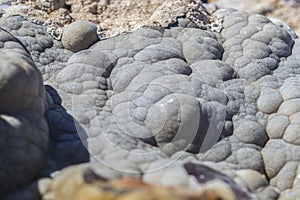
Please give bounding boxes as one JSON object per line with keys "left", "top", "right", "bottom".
{"left": 10, "top": 0, "right": 191, "bottom": 38}
{"left": 1, "top": 3, "right": 300, "bottom": 200}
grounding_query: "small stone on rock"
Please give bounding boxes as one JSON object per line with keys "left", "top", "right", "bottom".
{"left": 61, "top": 20, "right": 99, "bottom": 52}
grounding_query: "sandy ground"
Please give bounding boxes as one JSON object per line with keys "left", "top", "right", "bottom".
{"left": 9, "top": 0, "right": 190, "bottom": 38}
{"left": 1, "top": 0, "right": 299, "bottom": 38}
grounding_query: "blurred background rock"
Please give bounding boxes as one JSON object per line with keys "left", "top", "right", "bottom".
{"left": 209, "top": 0, "right": 300, "bottom": 36}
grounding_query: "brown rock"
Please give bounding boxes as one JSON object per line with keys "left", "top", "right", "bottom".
{"left": 43, "top": 165, "right": 242, "bottom": 200}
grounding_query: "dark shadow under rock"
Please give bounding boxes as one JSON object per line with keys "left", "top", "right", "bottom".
{"left": 40, "top": 85, "right": 90, "bottom": 177}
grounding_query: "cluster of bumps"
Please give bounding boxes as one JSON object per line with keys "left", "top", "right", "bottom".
{"left": 1, "top": 1, "right": 300, "bottom": 200}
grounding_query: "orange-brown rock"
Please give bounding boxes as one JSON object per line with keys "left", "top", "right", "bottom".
{"left": 42, "top": 165, "right": 239, "bottom": 200}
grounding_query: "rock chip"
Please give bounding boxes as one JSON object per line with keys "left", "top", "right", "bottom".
{"left": 22, "top": 0, "right": 65, "bottom": 12}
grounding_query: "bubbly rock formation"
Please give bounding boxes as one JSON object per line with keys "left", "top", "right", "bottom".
{"left": 1, "top": 3, "right": 300, "bottom": 200}
{"left": 61, "top": 20, "right": 99, "bottom": 52}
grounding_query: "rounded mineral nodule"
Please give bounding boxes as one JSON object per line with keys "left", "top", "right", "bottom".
{"left": 61, "top": 20, "right": 99, "bottom": 53}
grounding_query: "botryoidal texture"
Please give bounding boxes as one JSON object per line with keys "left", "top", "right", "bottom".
{"left": 1, "top": 6, "right": 300, "bottom": 200}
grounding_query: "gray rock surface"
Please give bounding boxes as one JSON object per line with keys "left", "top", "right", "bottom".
{"left": 0, "top": 27, "right": 48, "bottom": 196}
{"left": 1, "top": 6, "right": 300, "bottom": 200}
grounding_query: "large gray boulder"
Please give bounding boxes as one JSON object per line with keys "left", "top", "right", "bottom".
{"left": 0, "top": 28, "right": 49, "bottom": 196}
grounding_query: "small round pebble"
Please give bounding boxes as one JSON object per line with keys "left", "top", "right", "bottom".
{"left": 61, "top": 20, "right": 99, "bottom": 52}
